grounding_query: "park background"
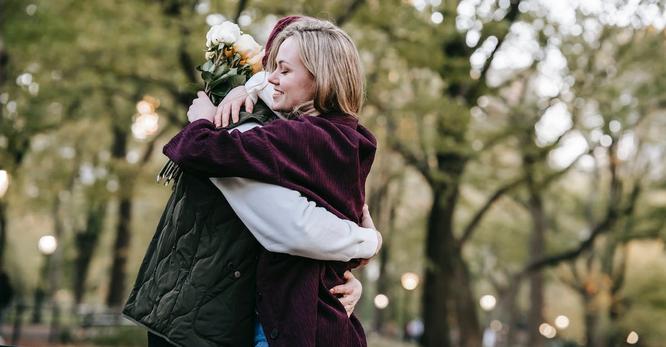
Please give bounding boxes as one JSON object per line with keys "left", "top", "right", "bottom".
{"left": 1, "top": 0, "right": 665, "bottom": 346}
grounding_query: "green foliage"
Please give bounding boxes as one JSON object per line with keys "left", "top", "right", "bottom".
{"left": 85, "top": 326, "right": 147, "bottom": 346}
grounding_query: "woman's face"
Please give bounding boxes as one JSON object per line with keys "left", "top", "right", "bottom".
{"left": 267, "top": 37, "right": 315, "bottom": 113}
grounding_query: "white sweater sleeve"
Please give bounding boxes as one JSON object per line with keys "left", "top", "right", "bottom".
{"left": 245, "top": 71, "right": 274, "bottom": 110}
{"left": 209, "top": 122, "right": 378, "bottom": 261}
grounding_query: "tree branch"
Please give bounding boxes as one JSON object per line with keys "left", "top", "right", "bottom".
{"left": 471, "top": 0, "right": 523, "bottom": 95}
{"left": 234, "top": 0, "right": 250, "bottom": 24}
{"left": 519, "top": 183, "right": 641, "bottom": 276}
{"left": 335, "top": 0, "right": 366, "bottom": 26}
{"left": 384, "top": 114, "right": 432, "bottom": 182}
{"left": 458, "top": 176, "right": 525, "bottom": 246}
{"left": 388, "top": 138, "right": 432, "bottom": 183}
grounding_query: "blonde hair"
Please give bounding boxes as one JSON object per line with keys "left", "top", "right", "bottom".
{"left": 266, "top": 18, "right": 364, "bottom": 117}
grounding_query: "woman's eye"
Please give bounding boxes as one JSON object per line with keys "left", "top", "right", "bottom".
{"left": 281, "top": 69, "right": 289, "bottom": 75}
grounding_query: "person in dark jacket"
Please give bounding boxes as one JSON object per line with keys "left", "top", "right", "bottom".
{"left": 166, "top": 18, "right": 376, "bottom": 346}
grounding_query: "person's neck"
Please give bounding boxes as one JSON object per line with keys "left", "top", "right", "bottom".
{"left": 288, "top": 102, "right": 319, "bottom": 118}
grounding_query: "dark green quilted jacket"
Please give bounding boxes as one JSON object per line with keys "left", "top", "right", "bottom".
{"left": 123, "top": 103, "right": 277, "bottom": 347}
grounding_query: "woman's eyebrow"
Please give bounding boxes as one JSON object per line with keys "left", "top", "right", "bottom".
{"left": 277, "top": 60, "right": 291, "bottom": 67}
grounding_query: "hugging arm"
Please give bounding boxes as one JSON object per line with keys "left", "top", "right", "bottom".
{"left": 213, "top": 177, "right": 379, "bottom": 261}
{"left": 164, "top": 118, "right": 291, "bottom": 181}
{"left": 211, "top": 122, "right": 380, "bottom": 261}
{"left": 213, "top": 71, "right": 276, "bottom": 128}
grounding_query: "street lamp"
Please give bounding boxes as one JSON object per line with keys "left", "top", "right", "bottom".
{"left": 374, "top": 294, "right": 389, "bottom": 309}
{"left": 538, "top": 322, "right": 557, "bottom": 339}
{"left": 400, "top": 272, "right": 420, "bottom": 340}
{"left": 37, "top": 235, "right": 62, "bottom": 342}
{"left": 32, "top": 236, "right": 57, "bottom": 324}
{"left": 627, "top": 331, "right": 639, "bottom": 345}
{"left": 479, "top": 294, "right": 498, "bottom": 344}
{"left": 554, "top": 315, "right": 570, "bottom": 329}
{"left": 479, "top": 294, "right": 496, "bottom": 311}
{"left": 131, "top": 96, "right": 160, "bottom": 140}
{"left": 400, "top": 272, "right": 420, "bottom": 291}
{"left": 38, "top": 235, "right": 57, "bottom": 255}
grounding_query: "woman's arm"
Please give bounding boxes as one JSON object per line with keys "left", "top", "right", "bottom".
{"left": 212, "top": 176, "right": 379, "bottom": 261}
{"left": 211, "top": 72, "right": 276, "bottom": 128}
{"left": 164, "top": 115, "right": 342, "bottom": 188}
{"left": 210, "top": 121, "right": 379, "bottom": 261}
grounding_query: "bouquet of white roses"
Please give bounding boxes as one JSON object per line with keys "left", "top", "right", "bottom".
{"left": 157, "top": 21, "right": 263, "bottom": 185}
{"left": 199, "top": 21, "right": 264, "bottom": 105}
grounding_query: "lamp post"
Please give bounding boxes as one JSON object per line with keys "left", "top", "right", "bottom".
{"left": 479, "top": 294, "right": 496, "bottom": 312}
{"left": 131, "top": 97, "right": 160, "bottom": 141}
{"left": 479, "top": 294, "right": 498, "bottom": 346}
{"left": 400, "top": 272, "right": 420, "bottom": 340}
{"left": 32, "top": 236, "right": 57, "bottom": 324}
{"left": 373, "top": 294, "right": 389, "bottom": 310}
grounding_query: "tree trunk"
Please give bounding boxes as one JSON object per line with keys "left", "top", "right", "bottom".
{"left": 105, "top": 125, "right": 133, "bottom": 308}
{"left": 422, "top": 188, "right": 453, "bottom": 347}
{"left": 50, "top": 197, "right": 66, "bottom": 298}
{"left": 106, "top": 193, "right": 133, "bottom": 308}
{"left": 0, "top": 201, "right": 7, "bottom": 271}
{"left": 452, "top": 253, "right": 482, "bottom": 347}
{"left": 500, "top": 281, "right": 521, "bottom": 347}
{"left": 423, "top": 144, "right": 481, "bottom": 347}
{"left": 374, "top": 239, "right": 390, "bottom": 333}
{"left": 583, "top": 293, "right": 598, "bottom": 347}
{"left": 73, "top": 200, "right": 107, "bottom": 305}
{"left": 424, "top": 183, "right": 483, "bottom": 347}
{"left": 368, "top": 174, "right": 400, "bottom": 333}
{"left": 526, "top": 191, "right": 546, "bottom": 347}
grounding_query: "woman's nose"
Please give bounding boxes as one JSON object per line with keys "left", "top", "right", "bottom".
{"left": 267, "top": 70, "right": 279, "bottom": 85}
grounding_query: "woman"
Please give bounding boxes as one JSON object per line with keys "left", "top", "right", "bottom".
{"left": 165, "top": 19, "right": 375, "bottom": 346}
{"left": 124, "top": 17, "right": 379, "bottom": 347}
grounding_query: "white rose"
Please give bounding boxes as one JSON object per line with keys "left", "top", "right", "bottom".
{"left": 205, "top": 21, "right": 241, "bottom": 47}
{"left": 233, "top": 34, "right": 262, "bottom": 59}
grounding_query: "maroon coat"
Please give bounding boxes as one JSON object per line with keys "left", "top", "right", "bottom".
{"left": 163, "top": 113, "right": 376, "bottom": 347}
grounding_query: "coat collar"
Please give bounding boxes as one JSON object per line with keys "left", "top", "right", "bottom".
{"left": 317, "top": 113, "right": 358, "bottom": 128}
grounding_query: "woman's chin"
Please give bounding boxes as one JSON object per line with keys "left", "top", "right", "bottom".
{"left": 272, "top": 103, "right": 291, "bottom": 113}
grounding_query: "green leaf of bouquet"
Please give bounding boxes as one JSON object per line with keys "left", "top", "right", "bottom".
{"left": 208, "top": 75, "right": 231, "bottom": 89}
{"left": 210, "top": 85, "right": 232, "bottom": 99}
{"left": 227, "top": 74, "right": 247, "bottom": 88}
{"left": 214, "top": 64, "right": 230, "bottom": 76}
{"left": 201, "top": 71, "right": 215, "bottom": 82}
{"left": 201, "top": 60, "right": 214, "bottom": 72}
{"left": 239, "top": 65, "right": 253, "bottom": 78}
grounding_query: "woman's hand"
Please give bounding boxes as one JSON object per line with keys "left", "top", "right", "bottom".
{"left": 329, "top": 271, "right": 362, "bottom": 317}
{"left": 214, "top": 85, "right": 257, "bottom": 128}
{"left": 187, "top": 91, "right": 216, "bottom": 123}
{"left": 353, "top": 205, "right": 382, "bottom": 269}
{"left": 362, "top": 204, "right": 382, "bottom": 256}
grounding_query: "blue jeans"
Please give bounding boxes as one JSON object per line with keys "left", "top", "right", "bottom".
{"left": 254, "top": 319, "right": 269, "bottom": 347}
